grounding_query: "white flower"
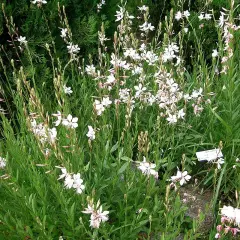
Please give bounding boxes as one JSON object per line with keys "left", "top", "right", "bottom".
{"left": 214, "top": 158, "right": 224, "bottom": 169}
{"left": 218, "top": 12, "right": 227, "bottom": 28}
{"left": 30, "top": 119, "right": 50, "bottom": 143}
{"left": 94, "top": 100, "right": 105, "bottom": 116}
{"left": 144, "top": 51, "right": 158, "bottom": 65}
{"left": 139, "top": 43, "right": 146, "bottom": 52}
{"left": 138, "top": 5, "right": 148, "bottom": 11}
{"left": 221, "top": 205, "right": 240, "bottom": 226}
{"left": 115, "top": 6, "right": 124, "bottom": 22}
{"left": 17, "top": 36, "right": 27, "bottom": 45}
{"left": 199, "top": 12, "right": 212, "bottom": 21}
{"left": 183, "top": 10, "right": 190, "bottom": 19}
{"left": 177, "top": 109, "right": 185, "bottom": 119}
{"left": 171, "top": 170, "right": 191, "bottom": 186}
{"left": 60, "top": 28, "right": 68, "bottom": 38}
{"left": 175, "top": 11, "right": 182, "bottom": 21}
{"left": 166, "top": 113, "right": 177, "bottom": 124}
{"left": 137, "top": 157, "right": 158, "bottom": 178}
{"left": 32, "top": 0, "right": 47, "bottom": 5}
{"left": 63, "top": 85, "right": 73, "bottom": 95}
{"left": 198, "top": 13, "right": 204, "bottom": 21}
{"left": 58, "top": 168, "right": 69, "bottom": 180}
{"left": 58, "top": 168, "right": 85, "bottom": 194}
{"left": 212, "top": 49, "right": 219, "bottom": 58}
{"left": 215, "top": 233, "right": 221, "bottom": 239}
{"left": 48, "top": 127, "right": 57, "bottom": 143}
{"left": 83, "top": 201, "right": 109, "bottom": 229}
{"left": 98, "top": 31, "right": 109, "bottom": 44}
{"left": 191, "top": 88, "right": 203, "bottom": 98}
{"left": 175, "top": 11, "right": 189, "bottom": 20}
{"left": 119, "top": 88, "right": 130, "bottom": 103}
{"left": 235, "top": 209, "right": 240, "bottom": 226}
{"left": 166, "top": 78, "right": 178, "bottom": 92}
{"left": 106, "top": 74, "right": 115, "bottom": 84}
{"left": 86, "top": 126, "right": 95, "bottom": 140}
{"left": 204, "top": 13, "right": 212, "bottom": 20}
{"left": 139, "top": 22, "right": 155, "bottom": 32}
{"left": 82, "top": 202, "right": 95, "bottom": 214}
{"left": 64, "top": 175, "right": 74, "bottom": 189}
{"left": 67, "top": 43, "right": 80, "bottom": 55}
{"left": 62, "top": 114, "right": 78, "bottom": 129}
{"left": 0, "top": 157, "right": 6, "bottom": 169}
{"left": 72, "top": 173, "right": 85, "bottom": 194}
{"left": 134, "top": 83, "right": 146, "bottom": 97}
{"left": 89, "top": 207, "right": 109, "bottom": 229}
{"left": 86, "top": 65, "right": 96, "bottom": 76}
{"left": 97, "top": 0, "right": 105, "bottom": 11}
{"left": 102, "top": 97, "right": 112, "bottom": 107}
{"left": 132, "top": 66, "right": 143, "bottom": 75}
{"left": 184, "top": 94, "right": 192, "bottom": 101}
{"left": 52, "top": 111, "right": 62, "bottom": 126}
{"left": 162, "top": 43, "right": 179, "bottom": 62}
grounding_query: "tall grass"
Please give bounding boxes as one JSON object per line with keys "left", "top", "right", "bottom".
{"left": 0, "top": 1, "right": 240, "bottom": 239}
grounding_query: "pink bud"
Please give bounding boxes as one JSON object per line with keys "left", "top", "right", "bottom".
{"left": 230, "top": 227, "right": 240, "bottom": 236}
{"left": 217, "top": 225, "right": 223, "bottom": 232}
{"left": 221, "top": 216, "right": 227, "bottom": 223}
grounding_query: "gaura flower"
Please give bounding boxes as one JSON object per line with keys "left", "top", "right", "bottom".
{"left": 82, "top": 200, "right": 109, "bottom": 229}
{"left": 171, "top": 170, "right": 191, "bottom": 186}
{"left": 63, "top": 85, "right": 73, "bottom": 95}
{"left": 17, "top": 36, "right": 27, "bottom": 45}
{"left": 62, "top": 114, "right": 78, "bottom": 129}
{"left": 52, "top": 111, "right": 62, "bottom": 127}
{"left": 86, "top": 126, "right": 95, "bottom": 140}
{"left": 137, "top": 157, "right": 158, "bottom": 179}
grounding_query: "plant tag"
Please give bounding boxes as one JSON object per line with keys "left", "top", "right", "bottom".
{"left": 196, "top": 148, "right": 223, "bottom": 162}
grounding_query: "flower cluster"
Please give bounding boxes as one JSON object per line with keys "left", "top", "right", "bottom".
{"left": 97, "top": 0, "right": 105, "bottom": 12}
{"left": 30, "top": 119, "right": 57, "bottom": 144}
{"left": 137, "top": 157, "right": 158, "bottom": 179}
{"left": 139, "top": 22, "right": 155, "bottom": 32}
{"left": 82, "top": 4, "right": 213, "bottom": 126}
{"left": 67, "top": 43, "right": 80, "bottom": 58}
{"left": 94, "top": 97, "right": 112, "bottom": 116}
{"left": 215, "top": 206, "right": 240, "bottom": 238}
{"left": 217, "top": 10, "right": 240, "bottom": 74}
{"left": 162, "top": 43, "right": 180, "bottom": 64}
{"left": 85, "top": 64, "right": 97, "bottom": 77}
{"left": 58, "top": 168, "right": 85, "bottom": 194}
{"left": 82, "top": 199, "right": 109, "bottom": 229}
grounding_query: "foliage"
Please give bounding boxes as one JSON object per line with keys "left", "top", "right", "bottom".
{"left": 0, "top": 0, "right": 240, "bottom": 239}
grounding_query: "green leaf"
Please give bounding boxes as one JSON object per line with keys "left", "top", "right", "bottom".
{"left": 110, "top": 142, "right": 118, "bottom": 153}
{"left": 121, "top": 156, "right": 132, "bottom": 162}
{"left": 118, "top": 162, "right": 129, "bottom": 175}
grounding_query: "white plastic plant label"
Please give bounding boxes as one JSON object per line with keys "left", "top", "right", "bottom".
{"left": 196, "top": 148, "right": 223, "bottom": 162}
